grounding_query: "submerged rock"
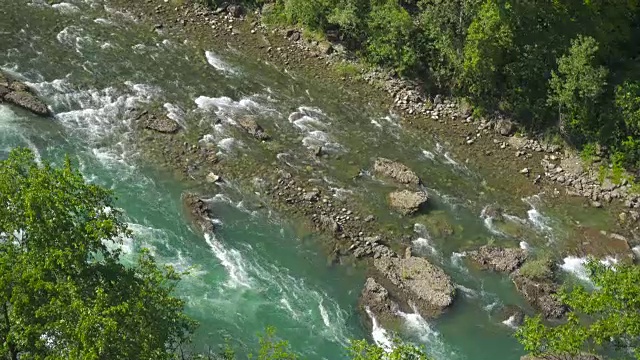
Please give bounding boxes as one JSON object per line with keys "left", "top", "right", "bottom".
{"left": 511, "top": 270, "right": 567, "bottom": 319}
{"left": 373, "top": 157, "right": 421, "bottom": 186}
{"left": 388, "top": 190, "right": 428, "bottom": 215}
{"left": 468, "top": 245, "right": 527, "bottom": 273}
{"left": 182, "top": 192, "right": 215, "bottom": 233}
{"left": 146, "top": 115, "right": 180, "bottom": 133}
{"left": 0, "top": 73, "right": 51, "bottom": 116}
{"left": 373, "top": 256, "right": 455, "bottom": 316}
{"left": 237, "top": 115, "right": 270, "bottom": 141}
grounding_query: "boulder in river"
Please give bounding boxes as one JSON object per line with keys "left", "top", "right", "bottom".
{"left": 373, "top": 157, "right": 421, "bottom": 186}
{"left": 135, "top": 110, "right": 180, "bottom": 133}
{"left": 0, "top": 72, "right": 51, "bottom": 116}
{"left": 237, "top": 115, "right": 270, "bottom": 141}
{"left": 388, "top": 190, "right": 428, "bottom": 215}
{"left": 511, "top": 269, "right": 567, "bottom": 319}
{"left": 468, "top": 245, "right": 527, "bottom": 273}
{"left": 182, "top": 192, "right": 215, "bottom": 234}
{"left": 359, "top": 277, "right": 400, "bottom": 327}
{"left": 373, "top": 256, "right": 455, "bottom": 316}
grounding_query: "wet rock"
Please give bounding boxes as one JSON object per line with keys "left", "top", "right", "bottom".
{"left": 373, "top": 256, "right": 455, "bottom": 316}
{"left": 182, "top": 192, "right": 215, "bottom": 233}
{"left": 511, "top": 270, "right": 567, "bottom": 319}
{"left": 500, "top": 305, "right": 525, "bottom": 328}
{"left": 482, "top": 205, "right": 505, "bottom": 222}
{"left": 373, "top": 157, "right": 421, "bottom": 186}
{"left": 468, "top": 246, "right": 527, "bottom": 273}
{"left": 206, "top": 172, "right": 222, "bottom": 183}
{"left": 0, "top": 73, "right": 51, "bottom": 116}
{"left": 359, "top": 278, "right": 400, "bottom": 327}
{"left": 388, "top": 190, "right": 428, "bottom": 215}
{"left": 237, "top": 115, "right": 270, "bottom": 140}
{"left": 495, "top": 118, "right": 516, "bottom": 136}
{"left": 141, "top": 112, "right": 180, "bottom": 133}
{"left": 365, "top": 215, "right": 375, "bottom": 222}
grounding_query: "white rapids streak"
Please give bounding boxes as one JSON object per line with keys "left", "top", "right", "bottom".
{"left": 364, "top": 307, "right": 393, "bottom": 352}
{"left": 560, "top": 255, "right": 618, "bottom": 284}
{"left": 204, "top": 233, "right": 252, "bottom": 289}
{"left": 205, "top": 51, "right": 236, "bottom": 74}
{"left": 502, "top": 315, "right": 519, "bottom": 329}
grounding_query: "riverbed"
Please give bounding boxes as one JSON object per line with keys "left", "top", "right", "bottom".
{"left": 0, "top": 1, "right": 627, "bottom": 359}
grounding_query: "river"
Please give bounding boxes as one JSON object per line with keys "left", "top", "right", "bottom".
{"left": 0, "top": 1, "right": 612, "bottom": 359}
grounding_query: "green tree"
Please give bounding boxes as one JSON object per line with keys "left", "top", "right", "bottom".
{"left": 349, "top": 338, "right": 430, "bottom": 359}
{"left": 516, "top": 259, "right": 640, "bottom": 358}
{"left": 462, "top": 0, "right": 513, "bottom": 106}
{"left": 0, "top": 148, "right": 196, "bottom": 360}
{"left": 548, "top": 35, "right": 608, "bottom": 140}
{"left": 365, "top": 0, "right": 418, "bottom": 73}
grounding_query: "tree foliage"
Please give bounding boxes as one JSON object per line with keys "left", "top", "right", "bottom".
{"left": 0, "top": 148, "right": 196, "bottom": 360}
{"left": 516, "top": 259, "right": 640, "bottom": 359}
{"left": 263, "top": 0, "right": 640, "bottom": 175}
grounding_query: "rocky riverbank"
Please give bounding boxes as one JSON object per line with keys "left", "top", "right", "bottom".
{"left": 107, "top": 0, "right": 639, "bottom": 337}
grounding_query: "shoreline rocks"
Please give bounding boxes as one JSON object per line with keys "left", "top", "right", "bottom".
{"left": 0, "top": 72, "right": 51, "bottom": 116}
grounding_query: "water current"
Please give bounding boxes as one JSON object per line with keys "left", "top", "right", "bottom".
{"left": 0, "top": 1, "right": 617, "bottom": 358}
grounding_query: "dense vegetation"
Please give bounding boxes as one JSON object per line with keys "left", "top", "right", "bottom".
{"left": 0, "top": 148, "right": 431, "bottom": 359}
{"left": 516, "top": 259, "right": 640, "bottom": 359}
{"left": 250, "top": 0, "right": 640, "bottom": 178}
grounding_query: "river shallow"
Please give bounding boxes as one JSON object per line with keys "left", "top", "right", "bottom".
{"left": 0, "top": 1, "right": 622, "bottom": 359}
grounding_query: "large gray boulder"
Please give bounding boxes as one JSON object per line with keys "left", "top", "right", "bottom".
{"left": 373, "top": 256, "right": 455, "bottom": 316}
{"left": 374, "top": 158, "right": 421, "bottom": 186}
{"left": 0, "top": 72, "right": 51, "bottom": 116}
{"left": 140, "top": 111, "right": 180, "bottom": 133}
{"left": 359, "top": 277, "right": 400, "bottom": 326}
{"left": 468, "top": 245, "right": 527, "bottom": 273}
{"left": 388, "top": 190, "right": 428, "bottom": 215}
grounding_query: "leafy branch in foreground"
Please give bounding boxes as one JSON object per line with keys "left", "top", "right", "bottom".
{"left": 516, "top": 259, "right": 640, "bottom": 359}
{"left": 0, "top": 148, "right": 196, "bottom": 360}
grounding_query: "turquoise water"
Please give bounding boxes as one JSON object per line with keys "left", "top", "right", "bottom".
{"left": 0, "top": 1, "right": 603, "bottom": 359}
